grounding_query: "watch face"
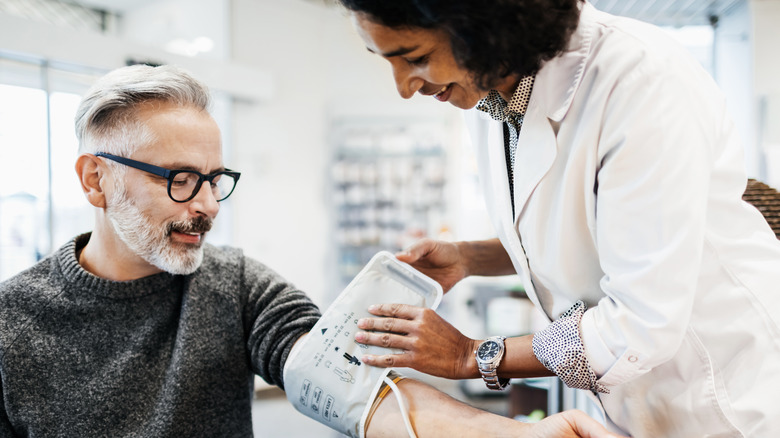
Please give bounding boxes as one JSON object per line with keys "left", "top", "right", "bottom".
{"left": 477, "top": 340, "right": 500, "bottom": 361}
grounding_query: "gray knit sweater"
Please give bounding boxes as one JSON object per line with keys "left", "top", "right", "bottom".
{"left": 0, "top": 233, "right": 321, "bottom": 437}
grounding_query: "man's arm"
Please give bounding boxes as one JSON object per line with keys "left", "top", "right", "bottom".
{"left": 366, "top": 379, "right": 620, "bottom": 438}
{"left": 1, "top": 382, "right": 13, "bottom": 437}
{"left": 243, "top": 255, "right": 320, "bottom": 389}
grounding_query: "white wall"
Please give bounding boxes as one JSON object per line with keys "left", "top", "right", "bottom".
{"left": 714, "top": 1, "right": 756, "bottom": 176}
{"left": 751, "top": 0, "right": 780, "bottom": 186}
{"left": 120, "top": 0, "right": 231, "bottom": 61}
{"left": 752, "top": 0, "right": 780, "bottom": 95}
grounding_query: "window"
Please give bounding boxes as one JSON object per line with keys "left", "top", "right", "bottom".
{"left": 0, "top": 54, "right": 101, "bottom": 280}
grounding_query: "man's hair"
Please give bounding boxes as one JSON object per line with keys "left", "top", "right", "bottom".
{"left": 338, "top": 0, "right": 582, "bottom": 90}
{"left": 75, "top": 64, "right": 211, "bottom": 157}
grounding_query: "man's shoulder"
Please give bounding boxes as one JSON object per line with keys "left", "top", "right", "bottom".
{"left": 193, "top": 244, "right": 249, "bottom": 291}
{"left": 198, "top": 243, "right": 289, "bottom": 289}
{"left": 201, "top": 243, "right": 276, "bottom": 274}
{"left": 201, "top": 243, "right": 245, "bottom": 270}
{"left": 0, "top": 256, "right": 60, "bottom": 345}
{"left": 0, "top": 256, "right": 58, "bottom": 297}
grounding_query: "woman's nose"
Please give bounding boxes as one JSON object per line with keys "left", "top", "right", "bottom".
{"left": 392, "top": 64, "right": 424, "bottom": 99}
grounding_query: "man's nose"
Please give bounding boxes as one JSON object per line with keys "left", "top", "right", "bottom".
{"left": 189, "top": 181, "right": 220, "bottom": 218}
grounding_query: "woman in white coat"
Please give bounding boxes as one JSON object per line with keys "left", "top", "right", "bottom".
{"left": 340, "top": 0, "right": 780, "bottom": 436}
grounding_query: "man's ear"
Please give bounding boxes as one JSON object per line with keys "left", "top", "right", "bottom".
{"left": 75, "top": 154, "right": 108, "bottom": 208}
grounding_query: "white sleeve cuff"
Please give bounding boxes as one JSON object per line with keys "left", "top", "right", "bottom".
{"left": 581, "top": 309, "right": 650, "bottom": 386}
{"left": 580, "top": 309, "right": 618, "bottom": 377}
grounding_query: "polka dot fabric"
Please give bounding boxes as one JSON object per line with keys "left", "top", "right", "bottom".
{"left": 476, "top": 76, "right": 535, "bottom": 215}
{"left": 475, "top": 77, "right": 535, "bottom": 170}
{"left": 532, "top": 301, "right": 610, "bottom": 395}
{"left": 507, "top": 75, "right": 535, "bottom": 114}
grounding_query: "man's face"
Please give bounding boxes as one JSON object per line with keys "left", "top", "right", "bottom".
{"left": 105, "top": 102, "right": 223, "bottom": 275}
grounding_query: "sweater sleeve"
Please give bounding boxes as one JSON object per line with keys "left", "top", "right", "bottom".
{"left": 242, "top": 257, "right": 320, "bottom": 390}
{"left": 0, "top": 379, "right": 13, "bottom": 437}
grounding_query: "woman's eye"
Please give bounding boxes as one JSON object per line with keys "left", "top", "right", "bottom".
{"left": 405, "top": 55, "right": 429, "bottom": 66}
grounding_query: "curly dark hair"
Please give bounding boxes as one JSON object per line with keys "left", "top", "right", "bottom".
{"left": 337, "top": 0, "right": 582, "bottom": 90}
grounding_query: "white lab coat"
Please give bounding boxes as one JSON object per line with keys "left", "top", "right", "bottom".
{"left": 465, "top": 3, "right": 780, "bottom": 437}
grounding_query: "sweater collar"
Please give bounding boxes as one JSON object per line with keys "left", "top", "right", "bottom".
{"left": 56, "top": 233, "right": 181, "bottom": 299}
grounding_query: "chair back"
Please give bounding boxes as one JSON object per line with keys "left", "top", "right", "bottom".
{"left": 742, "top": 179, "right": 780, "bottom": 239}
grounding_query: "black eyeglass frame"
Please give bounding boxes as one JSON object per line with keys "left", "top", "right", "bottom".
{"left": 94, "top": 152, "right": 241, "bottom": 203}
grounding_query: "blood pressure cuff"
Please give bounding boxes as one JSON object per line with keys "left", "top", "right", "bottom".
{"left": 283, "top": 251, "right": 443, "bottom": 437}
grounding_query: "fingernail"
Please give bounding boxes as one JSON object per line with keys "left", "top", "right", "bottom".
{"left": 367, "top": 305, "right": 378, "bottom": 312}
{"left": 355, "top": 332, "right": 366, "bottom": 341}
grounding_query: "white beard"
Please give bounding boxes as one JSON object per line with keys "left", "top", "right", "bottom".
{"left": 106, "top": 188, "right": 206, "bottom": 275}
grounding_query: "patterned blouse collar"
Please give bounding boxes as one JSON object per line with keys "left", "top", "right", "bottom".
{"left": 476, "top": 75, "right": 535, "bottom": 122}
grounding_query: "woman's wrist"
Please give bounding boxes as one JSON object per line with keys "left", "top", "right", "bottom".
{"left": 453, "top": 240, "right": 473, "bottom": 278}
{"left": 460, "top": 337, "right": 482, "bottom": 379}
{"left": 456, "top": 238, "right": 514, "bottom": 277}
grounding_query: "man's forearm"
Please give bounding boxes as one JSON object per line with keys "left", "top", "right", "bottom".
{"left": 457, "top": 238, "right": 516, "bottom": 277}
{"left": 366, "top": 378, "right": 620, "bottom": 438}
{"left": 365, "top": 379, "right": 531, "bottom": 437}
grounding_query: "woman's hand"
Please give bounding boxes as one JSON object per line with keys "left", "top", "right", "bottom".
{"left": 396, "top": 238, "right": 516, "bottom": 293}
{"left": 395, "top": 238, "right": 469, "bottom": 293}
{"left": 355, "top": 303, "right": 480, "bottom": 379}
{"left": 527, "top": 410, "right": 624, "bottom": 438}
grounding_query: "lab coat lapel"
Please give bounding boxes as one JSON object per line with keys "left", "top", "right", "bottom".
{"left": 484, "top": 117, "right": 515, "bottom": 223}
{"left": 512, "top": 100, "right": 557, "bottom": 220}
{"left": 480, "top": 105, "right": 558, "bottom": 225}
{"left": 479, "top": 113, "right": 548, "bottom": 315}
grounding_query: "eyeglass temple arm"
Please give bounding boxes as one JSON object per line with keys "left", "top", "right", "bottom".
{"left": 94, "top": 152, "right": 172, "bottom": 179}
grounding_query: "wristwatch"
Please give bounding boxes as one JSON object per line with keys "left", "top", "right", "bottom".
{"left": 474, "top": 336, "right": 510, "bottom": 390}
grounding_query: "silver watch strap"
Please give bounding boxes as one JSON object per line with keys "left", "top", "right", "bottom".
{"left": 478, "top": 364, "right": 510, "bottom": 390}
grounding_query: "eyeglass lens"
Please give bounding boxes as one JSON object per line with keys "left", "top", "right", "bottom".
{"left": 170, "top": 172, "right": 237, "bottom": 202}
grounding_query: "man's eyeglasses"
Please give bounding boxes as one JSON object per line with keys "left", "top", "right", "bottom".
{"left": 95, "top": 152, "right": 241, "bottom": 203}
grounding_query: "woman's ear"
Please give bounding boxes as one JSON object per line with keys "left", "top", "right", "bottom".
{"left": 75, "top": 154, "right": 107, "bottom": 208}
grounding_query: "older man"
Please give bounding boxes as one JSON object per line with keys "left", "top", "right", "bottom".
{"left": 0, "top": 65, "right": 616, "bottom": 438}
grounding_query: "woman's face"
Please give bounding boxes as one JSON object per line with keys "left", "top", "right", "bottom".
{"left": 352, "top": 13, "right": 504, "bottom": 110}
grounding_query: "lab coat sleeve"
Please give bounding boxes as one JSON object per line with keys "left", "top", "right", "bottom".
{"left": 579, "top": 55, "right": 726, "bottom": 386}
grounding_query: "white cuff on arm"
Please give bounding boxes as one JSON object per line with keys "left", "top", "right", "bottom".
{"left": 532, "top": 301, "right": 609, "bottom": 395}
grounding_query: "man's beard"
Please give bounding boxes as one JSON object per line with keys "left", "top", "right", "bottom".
{"left": 106, "top": 188, "right": 212, "bottom": 275}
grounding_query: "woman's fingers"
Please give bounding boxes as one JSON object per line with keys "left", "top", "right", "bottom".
{"left": 355, "top": 330, "right": 414, "bottom": 349}
{"left": 395, "top": 238, "right": 437, "bottom": 263}
{"left": 364, "top": 303, "right": 423, "bottom": 320}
